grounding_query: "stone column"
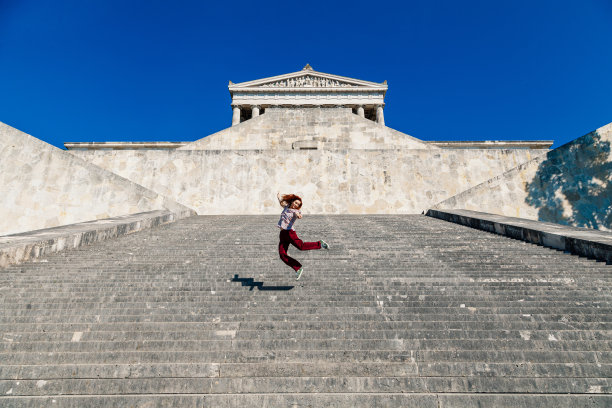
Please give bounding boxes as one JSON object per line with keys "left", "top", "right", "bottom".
{"left": 252, "top": 105, "right": 260, "bottom": 118}
{"left": 232, "top": 105, "right": 241, "bottom": 126}
{"left": 357, "top": 106, "right": 365, "bottom": 118}
{"left": 376, "top": 105, "right": 385, "bottom": 126}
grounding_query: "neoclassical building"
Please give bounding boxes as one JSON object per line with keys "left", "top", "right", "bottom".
{"left": 228, "top": 64, "right": 388, "bottom": 125}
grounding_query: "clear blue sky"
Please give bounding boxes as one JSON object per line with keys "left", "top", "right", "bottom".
{"left": 1, "top": 0, "right": 611, "bottom": 149}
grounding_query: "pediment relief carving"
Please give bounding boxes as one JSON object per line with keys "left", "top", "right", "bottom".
{"left": 258, "top": 75, "right": 357, "bottom": 88}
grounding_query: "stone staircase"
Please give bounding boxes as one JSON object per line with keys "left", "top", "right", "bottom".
{"left": 1, "top": 215, "right": 610, "bottom": 407}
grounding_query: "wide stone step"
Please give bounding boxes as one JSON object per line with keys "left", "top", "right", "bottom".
{"left": 3, "top": 320, "right": 610, "bottom": 333}
{"left": 3, "top": 307, "right": 611, "bottom": 319}
{"left": 2, "top": 297, "right": 610, "bottom": 309}
{"left": 3, "top": 313, "right": 611, "bottom": 325}
{"left": 3, "top": 339, "right": 611, "bottom": 354}
{"left": 10, "top": 393, "right": 612, "bottom": 408}
{"left": 1, "top": 376, "right": 611, "bottom": 396}
{"left": 3, "top": 287, "right": 609, "bottom": 297}
{"left": 3, "top": 328, "right": 609, "bottom": 342}
{"left": 1, "top": 349, "right": 606, "bottom": 365}
{"left": 2, "top": 362, "right": 610, "bottom": 380}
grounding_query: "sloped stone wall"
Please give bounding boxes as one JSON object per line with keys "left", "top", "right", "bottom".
{"left": 71, "top": 148, "right": 544, "bottom": 215}
{"left": 179, "top": 108, "right": 434, "bottom": 150}
{"left": 0, "top": 122, "right": 194, "bottom": 236}
{"left": 434, "top": 122, "right": 612, "bottom": 231}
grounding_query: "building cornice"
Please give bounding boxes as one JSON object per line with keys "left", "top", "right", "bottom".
{"left": 229, "top": 65, "right": 387, "bottom": 97}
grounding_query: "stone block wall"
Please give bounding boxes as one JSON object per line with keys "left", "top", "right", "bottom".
{"left": 434, "top": 122, "right": 612, "bottom": 231}
{"left": 0, "top": 122, "right": 193, "bottom": 236}
{"left": 71, "top": 148, "right": 544, "bottom": 215}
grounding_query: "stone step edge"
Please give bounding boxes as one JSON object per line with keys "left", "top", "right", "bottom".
{"left": 1, "top": 394, "right": 610, "bottom": 405}
{"left": 425, "top": 209, "right": 612, "bottom": 264}
{"left": 0, "top": 210, "right": 196, "bottom": 269}
{"left": 3, "top": 394, "right": 610, "bottom": 408}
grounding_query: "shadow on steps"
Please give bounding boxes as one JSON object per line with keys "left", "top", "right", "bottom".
{"left": 232, "top": 274, "right": 294, "bottom": 291}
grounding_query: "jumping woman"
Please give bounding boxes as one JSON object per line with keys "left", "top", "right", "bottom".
{"left": 277, "top": 192, "right": 329, "bottom": 280}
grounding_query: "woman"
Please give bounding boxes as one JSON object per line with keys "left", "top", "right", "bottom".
{"left": 277, "top": 192, "right": 329, "bottom": 280}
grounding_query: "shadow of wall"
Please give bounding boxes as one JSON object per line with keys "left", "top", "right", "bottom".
{"left": 525, "top": 129, "right": 611, "bottom": 230}
{"left": 434, "top": 122, "right": 612, "bottom": 231}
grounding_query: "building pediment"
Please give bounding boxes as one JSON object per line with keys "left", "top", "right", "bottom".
{"left": 229, "top": 64, "right": 387, "bottom": 92}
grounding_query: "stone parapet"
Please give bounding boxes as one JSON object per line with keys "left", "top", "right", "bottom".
{"left": 426, "top": 209, "right": 612, "bottom": 264}
{"left": 0, "top": 210, "right": 195, "bottom": 268}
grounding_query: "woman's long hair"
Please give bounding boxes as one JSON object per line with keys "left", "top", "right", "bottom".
{"left": 280, "top": 194, "right": 302, "bottom": 209}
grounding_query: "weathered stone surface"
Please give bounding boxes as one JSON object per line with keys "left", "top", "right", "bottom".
{"left": 435, "top": 122, "right": 612, "bottom": 231}
{"left": 71, "top": 146, "right": 544, "bottom": 215}
{"left": 0, "top": 122, "right": 193, "bottom": 236}
{"left": 180, "top": 107, "right": 430, "bottom": 150}
{"left": 0, "top": 210, "right": 194, "bottom": 268}
{"left": 0, "top": 215, "right": 610, "bottom": 404}
{"left": 426, "top": 209, "right": 612, "bottom": 264}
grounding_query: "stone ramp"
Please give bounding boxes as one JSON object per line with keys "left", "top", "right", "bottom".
{"left": 0, "top": 215, "right": 611, "bottom": 407}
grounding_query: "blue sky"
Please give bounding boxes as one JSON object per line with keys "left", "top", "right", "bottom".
{"left": 1, "top": 0, "right": 611, "bottom": 149}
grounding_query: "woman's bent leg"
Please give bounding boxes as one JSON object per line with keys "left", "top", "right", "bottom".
{"left": 288, "top": 230, "right": 321, "bottom": 251}
{"left": 279, "top": 231, "right": 302, "bottom": 271}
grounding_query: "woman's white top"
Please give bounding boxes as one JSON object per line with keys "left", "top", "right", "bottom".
{"left": 278, "top": 206, "right": 301, "bottom": 230}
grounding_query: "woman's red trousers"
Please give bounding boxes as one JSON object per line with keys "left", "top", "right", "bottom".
{"left": 278, "top": 229, "right": 321, "bottom": 271}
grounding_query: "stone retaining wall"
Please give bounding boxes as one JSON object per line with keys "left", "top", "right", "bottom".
{"left": 434, "top": 122, "right": 612, "bottom": 231}
{"left": 71, "top": 148, "right": 544, "bottom": 215}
